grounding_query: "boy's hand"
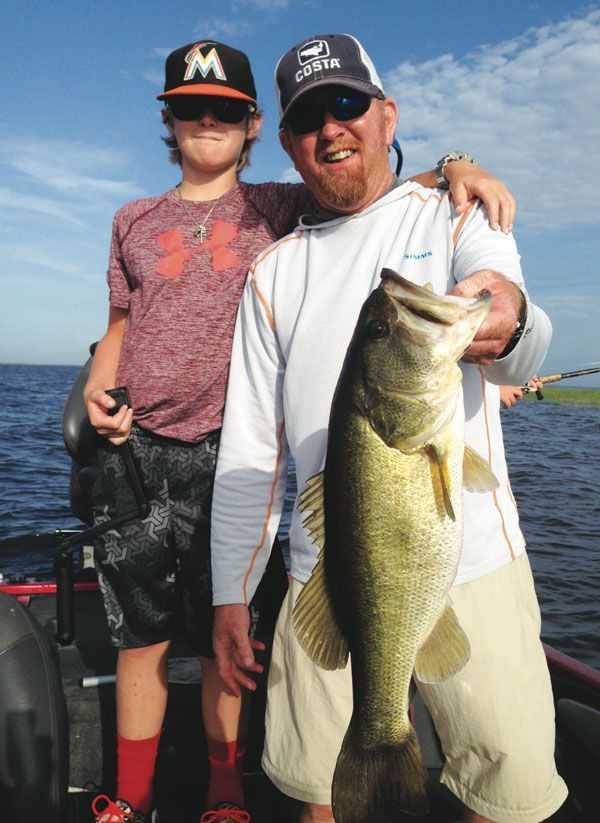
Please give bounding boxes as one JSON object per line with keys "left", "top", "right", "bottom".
{"left": 86, "top": 388, "right": 133, "bottom": 445}
{"left": 445, "top": 161, "right": 516, "bottom": 234}
{"left": 500, "top": 385, "right": 525, "bottom": 408}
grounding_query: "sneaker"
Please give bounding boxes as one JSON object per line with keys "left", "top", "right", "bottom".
{"left": 200, "top": 801, "right": 251, "bottom": 823}
{"left": 92, "top": 794, "right": 159, "bottom": 823}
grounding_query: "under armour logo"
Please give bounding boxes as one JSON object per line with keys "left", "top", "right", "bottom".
{"left": 156, "top": 228, "right": 193, "bottom": 279}
{"left": 156, "top": 222, "right": 240, "bottom": 278}
{"left": 202, "top": 220, "right": 240, "bottom": 271}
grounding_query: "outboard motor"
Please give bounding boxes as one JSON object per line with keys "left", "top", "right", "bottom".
{"left": 0, "top": 593, "right": 69, "bottom": 823}
{"left": 63, "top": 343, "right": 102, "bottom": 525}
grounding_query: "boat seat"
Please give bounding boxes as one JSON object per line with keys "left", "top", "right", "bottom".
{"left": 0, "top": 592, "right": 68, "bottom": 822}
{"left": 62, "top": 344, "right": 101, "bottom": 524}
{"left": 556, "top": 698, "right": 600, "bottom": 761}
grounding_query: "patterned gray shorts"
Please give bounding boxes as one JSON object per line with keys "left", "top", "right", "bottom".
{"left": 92, "top": 425, "right": 220, "bottom": 654}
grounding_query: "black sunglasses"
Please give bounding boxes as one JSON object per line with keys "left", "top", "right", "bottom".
{"left": 168, "top": 96, "right": 254, "bottom": 124}
{"left": 284, "top": 89, "right": 372, "bottom": 135}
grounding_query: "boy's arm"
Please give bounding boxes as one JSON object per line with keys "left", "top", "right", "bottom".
{"left": 84, "top": 305, "right": 132, "bottom": 445}
{"left": 409, "top": 159, "right": 515, "bottom": 234}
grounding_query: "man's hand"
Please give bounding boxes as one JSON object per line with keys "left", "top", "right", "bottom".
{"left": 445, "top": 161, "right": 516, "bottom": 234}
{"left": 450, "top": 270, "right": 523, "bottom": 366}
{"left": 85, "top": 388, "right": 133, "bottom": 445}
{"left": 213, "top": 604, "right": 265, "bottom": 697}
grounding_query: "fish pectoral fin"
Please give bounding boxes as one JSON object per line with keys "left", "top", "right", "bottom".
{"left": 414, "top": 604, "right": 470, "bottom": 684}
{"left": 426, "top": 444, "right": 456, "bottom": 521}
{"left": 292, "top": 553, "right": 349, "bottom": 671}
{"left": 463, "top": 445, "right": 499, "bottom": 492}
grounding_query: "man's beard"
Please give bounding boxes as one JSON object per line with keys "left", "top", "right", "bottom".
{"left": 313, "top": 165, "right": 368, "bottom": 210}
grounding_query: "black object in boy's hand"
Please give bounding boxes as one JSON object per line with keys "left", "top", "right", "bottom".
{"left": 105, "top": 386, "right": 130, "bottom": 415}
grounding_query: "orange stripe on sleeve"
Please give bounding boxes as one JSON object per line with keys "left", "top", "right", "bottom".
{"left": 479, "top": 369, "right": 516, "bottom": 561}
{"left": 250, "top": 277, "right": 275, "bottom": 331}
{"left": 242, "top": 421, "right": 287, "bottom": 605}
{"left": 452, "top": 201, "right": 475, "bottom": 247}
{"left": 408, "top": 190, "right": 446, "bottom": 205}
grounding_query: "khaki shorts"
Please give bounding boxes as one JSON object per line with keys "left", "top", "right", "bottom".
{"left": 262, "top": 554, "right": 568, "bottom": 821}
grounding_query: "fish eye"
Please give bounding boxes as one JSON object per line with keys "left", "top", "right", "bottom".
{"left": 366, "top": 319, "right": 390, "bottom": 339}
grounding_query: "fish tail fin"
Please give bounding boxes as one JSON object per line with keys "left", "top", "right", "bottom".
{"left": 332, "top": 721, "right": 429, "bottom": 822}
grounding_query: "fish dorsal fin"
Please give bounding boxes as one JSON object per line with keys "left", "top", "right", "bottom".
{"left": 293, "top": 552, "right": 350, "bottom": 671}
{"left": 298, "top": 471, "right": 326, "bottom": 550}
{"left": 414, "top": 603, "right": 470, "bottom": 683}
{"left": 426, "top": 444, "right": 456, "bottom": 521}
{"left": 463, "top": 445, "right": 499, "bottom": 492}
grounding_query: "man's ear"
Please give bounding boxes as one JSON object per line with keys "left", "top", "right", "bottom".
{"left": 382, "top": 97, "right": 399, "bottom": 146}
{"left": 279, "top": 128, "right": 294, "bottom": 161}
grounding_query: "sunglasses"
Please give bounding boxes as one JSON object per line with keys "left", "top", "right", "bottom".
{"left": 168, "top": 96, "right": 254, "bottom": 124}
{"left": 284, "top": 89, "right": 373, "bottom": 135}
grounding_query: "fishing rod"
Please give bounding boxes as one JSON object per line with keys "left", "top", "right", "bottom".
{"left": 522, "top": 365, "right": 600, "bottom": 399}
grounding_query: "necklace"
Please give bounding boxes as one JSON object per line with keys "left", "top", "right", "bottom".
{"left": 174, "top": 187, "right": 218, "bottom": 243}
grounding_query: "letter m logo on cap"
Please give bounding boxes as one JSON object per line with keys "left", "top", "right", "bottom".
{"left": 184, "top": 43, "right": 227, "bottom": 81}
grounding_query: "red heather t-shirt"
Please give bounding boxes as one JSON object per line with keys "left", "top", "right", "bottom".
{"left": 108, "top": 182, "right": 314, "bottom": 442}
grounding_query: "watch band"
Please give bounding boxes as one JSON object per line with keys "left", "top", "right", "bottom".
{"left": 498, "top": 288, "right": 528, "bottom": 359}
{"left": 435, "top": 152, "right": 477, "bottom": 189}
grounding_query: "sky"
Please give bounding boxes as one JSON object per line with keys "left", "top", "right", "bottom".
{"left": 1, "top": 1, "right": 599, "bottom": 385}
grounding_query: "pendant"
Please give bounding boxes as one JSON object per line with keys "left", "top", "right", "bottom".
{"left": 194, "top": 224, "right": 207, "bottom": 242}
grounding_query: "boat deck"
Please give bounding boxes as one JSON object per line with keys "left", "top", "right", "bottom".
{"left": 6, "top": 579, "right": 596, "bottom": 822}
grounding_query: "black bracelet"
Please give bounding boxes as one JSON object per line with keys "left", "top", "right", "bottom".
{"left": 497, "top": 290, "right": 527, "bottom": 359}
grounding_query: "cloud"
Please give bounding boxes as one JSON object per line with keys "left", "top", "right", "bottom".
{"left": 193, "top": 17, "right": 254, "bottom": 40}
{"left": 384, "top": 10, "right": 600, "bottom": 228}
{"left": 143, "top": 70, "right": 164, "bottom": 88}
{"left": 152, "top": 48, "right": 174, "bottom": 58}
{"left": 0, "top": 138, "right": 143, "bottom": 200}
{"left": 6, "top": 246, "right": 84, "bottom": 276}
{"left": 234, "top": 0, "right": 289, "bottom": 8}
{"left": 0, "top": 186, "right": 84, "bottom": 226}
{"left": 538, "top": 293, "right": 600, "bottom": 321}
{"left": 279, "top": 166, "right": 302, "bottom": 183}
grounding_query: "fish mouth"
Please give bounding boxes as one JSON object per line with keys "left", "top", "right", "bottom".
{"left": 381, "top": 269, "right": 490, "bottom": 325}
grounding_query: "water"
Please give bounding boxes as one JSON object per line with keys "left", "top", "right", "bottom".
{"left": 0, "top": 363, "right": 598, "bottom": 668}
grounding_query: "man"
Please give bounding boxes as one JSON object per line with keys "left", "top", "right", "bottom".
{"left": 210, "top": 33, "right": 568, "bottom": 823}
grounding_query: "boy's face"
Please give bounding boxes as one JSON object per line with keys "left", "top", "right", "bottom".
{"left": 169, "top": 97, "right": 260, "bottom": 176}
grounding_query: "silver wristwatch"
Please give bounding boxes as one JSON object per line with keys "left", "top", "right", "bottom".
{"left": 435, "top": 152, "right": 478, "bottom": 189}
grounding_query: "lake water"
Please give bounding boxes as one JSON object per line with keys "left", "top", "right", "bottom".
{"left": 0, "top": 363, "right": 598, "bottom": 668}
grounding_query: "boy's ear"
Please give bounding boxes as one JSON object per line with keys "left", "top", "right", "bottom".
{"left": 246, "top": 113, "right": 262, "bottom": 140}
{"left": 161, "top": 107, "right": 174, "bottom": 133}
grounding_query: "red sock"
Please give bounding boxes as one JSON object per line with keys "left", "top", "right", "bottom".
{"left": 116, "top": 733, "right": 161, "bottom": 814}
{"left": 206, "top": 739, "right": 245, "bottom": 808}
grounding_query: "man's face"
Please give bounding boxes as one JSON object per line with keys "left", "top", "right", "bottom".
{"left": 280, "top": 86, "right": 398, "bottom": 213}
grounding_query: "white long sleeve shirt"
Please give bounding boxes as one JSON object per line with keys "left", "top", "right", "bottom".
{"left": 211, "top": 182, "right": 552, "bottom": 606}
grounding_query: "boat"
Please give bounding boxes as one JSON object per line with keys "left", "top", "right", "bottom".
{"left": 1, "top": 358, "right": 598, "bottom": 822}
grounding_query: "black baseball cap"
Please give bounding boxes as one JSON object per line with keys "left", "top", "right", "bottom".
{"left": 275, "top": 33, "right": 385, "bottom": 126}
{"left": 157, "top": 41, "right": 257, "bottom": 104}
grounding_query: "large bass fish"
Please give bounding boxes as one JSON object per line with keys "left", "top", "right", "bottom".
{"left": 293, "top": 269, "right": 498, "bottom": 821}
